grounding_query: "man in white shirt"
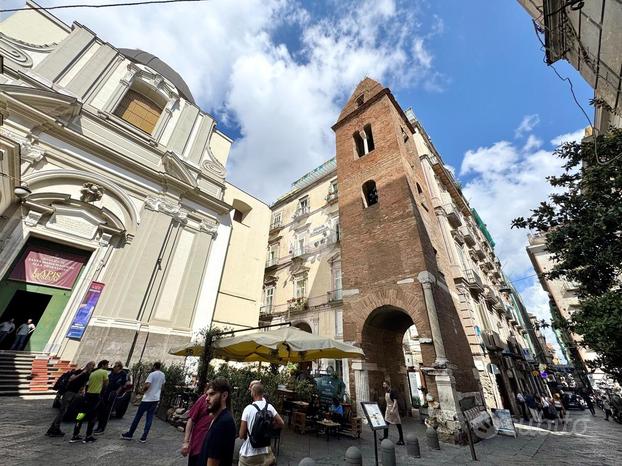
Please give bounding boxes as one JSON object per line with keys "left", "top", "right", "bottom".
{"left": 11, "top": 319, "right": 35, "bottom": 350}
{"left": 121, "top": 362, "right": 166, "bottom": 443}
{"left": 238, "top": 382, "right": 284, "bottom": 466}
{"left": 0, "top": 318, "right": 15, "bottom": 346}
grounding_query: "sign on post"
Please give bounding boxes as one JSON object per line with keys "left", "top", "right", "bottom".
{"left": 360, "top": 402, "right": 388, "bottom": 466}
{"left": 66, "top": 282, "right": 105, "bottom": 340}
{"left": 490, "top": 408, "right": 517, "bottom": 437}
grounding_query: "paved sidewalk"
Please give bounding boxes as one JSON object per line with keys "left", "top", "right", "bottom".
{"left": 1, "top": 398, "right": 621, "bottom": 465}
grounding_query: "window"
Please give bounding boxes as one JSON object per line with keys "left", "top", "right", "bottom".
{"left": 263, "top": 286, "right": 274, "bottom": 307}
{"left": 271, "top": 212, "right": 282, "bottom": 228}
{"left": 330, "top": 179, "right": 338, "bottom": 195}
{"left": 114, "top": 89, "right": 163, "bottom": 134}
{"left": 353, "top": 131, "right": 365, "bottom": 157}
{"left": 356, "top": 94, "right": 364, "bottom": 107}
{"left": 233, "top": 209, "right": 244, "bottom": 223}
{"left": 362, "top": 180, "right": 378, "bottom": 207}
{"left": 294, "top": 277, "right": 307, "bottom": 298}
{"left": 267, "top": 243, "right": 278, "bottom": 265}
{"left": 363, "top": 124, "right": 375, "bottom": 152}
{"left": 332, "top": 262, "right": 342, "bottom": 299}
{"left": 416, "top": 183, "right": 423, "bottom": 194}
{"left": 335, "top": 309, "right": 343, "bottom": 337}
{"left": 292, "top": 236, "right": 306, "bottom": 256}
{"left": 296, "top": 196, "right": 310, "bottom": 216}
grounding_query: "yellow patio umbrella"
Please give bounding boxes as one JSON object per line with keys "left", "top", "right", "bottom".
{"left": 169, "top": 326, "right": 365, "bottom": 363}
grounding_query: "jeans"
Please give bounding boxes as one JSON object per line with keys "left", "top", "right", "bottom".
{"left": 50, "top": 391, "right": 78, "bottom": 432}
{"left": 11, "top": 334, "right": 28, "bottom": 350}
{"left": 73, "top": 393, "right": 101, "bottom": 438}
{"left": 383, "top": 423, "right": 404, "bottom": 442}
{"left": 127, "top": 401, "right": 159, "bottom": 439}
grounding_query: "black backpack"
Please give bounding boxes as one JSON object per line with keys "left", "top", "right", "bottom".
{"left": 249, "top": 402, "right": 274, "bottom": 448}
{"left": 52, "top": 370, "right": 75, "bottom": 393}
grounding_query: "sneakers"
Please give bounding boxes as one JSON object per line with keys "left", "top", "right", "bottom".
{"left": 139, "top": 437, "right": 147, "bottom": 443}
{"left": 396, "top": 440, "right": 405, "bottom": 446}
{"left": 93, "top": 429, "right": 105, "bottom": 435}
{"left": 82, "top": 436, "right": 97, "bottom": 444}
{"left": 120, "top": 432, "right": 133, "bottom": 440}
{"left": 69, "top": 435, "right": 83, "bottom": 443}
{"left": 45, "top": 429, "right": 65, "bottom": 437}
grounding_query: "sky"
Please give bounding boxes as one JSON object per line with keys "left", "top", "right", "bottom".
{"left": 2, "top": 0, "right": 596, "bottom": 358}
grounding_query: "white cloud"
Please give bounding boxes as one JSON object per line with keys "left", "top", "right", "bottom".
{"left": 515, "top": 114, "right": 540, "bottom": 138}
{"left": 460, "top": 141, "right": 520, "bottom": 176}
{"left": 36, "top": 0, "right": 445, "bottom": 202}
{"left": 522, "top": 134, "right": 542, "bottom": 152}
{"left": 550, "top": 128, "right": 585, "bottom": 147}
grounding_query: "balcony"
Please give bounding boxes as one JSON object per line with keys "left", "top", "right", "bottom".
{"left": 287, "top": 297, "right": 308, "bottom": 313}
{"left": 481, "top": 330, "right": 505, "bottom": 351}
{"left": 464, "top": 269, "right": 484, "bottom": 291}
{"left": 292, "top": 206, "right": 311, "bottom": 221}
{"left": 451, "top": 228, "right": 464, "bottom": 244}
{"left": 443, "top": 204, "right": 462, "bottom": 228}
{"left": 459, "top": 225, "right": 475, "bottom": 246}
{"left": 471, "top": 245, "right": 485, "bottom": 261}
{"left": 260, "top": 304, "right": 273, "bottom": 315}
{"left": 561, "top": 280, "right": 579, "bottom": 296}
{"left": 327, "top": 289, "right": 343, "bottom": 302}
{"left": 325, "top": 191, "right": 338, "bottom": 204}
{"left": 291, "top": 245, "right": 311, "bottom": 258}
{"left": 269, "top": 220, "right": 283, "bottom": 232}
{"left": 265, "top": 257, "right": 279, "bottom": 269}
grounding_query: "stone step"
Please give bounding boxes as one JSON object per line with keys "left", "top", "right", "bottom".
{"left": 0, "top": 389, "right": 56, "bottom": 397}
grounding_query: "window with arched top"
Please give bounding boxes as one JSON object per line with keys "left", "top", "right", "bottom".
{"left": 114, "top": 80, "right": 167, "bottom": 135}
{"left": 363, "top": 124, "right": 375, "bottom": 152}
{"left": 362, "top": 180, "right": 378, "bottom": 207}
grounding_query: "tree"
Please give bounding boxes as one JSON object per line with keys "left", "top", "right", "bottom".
{"left": 512, "top": 128, "right": 622, "bottom": 383}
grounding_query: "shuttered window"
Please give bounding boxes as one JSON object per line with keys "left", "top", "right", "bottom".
{"left": 114, "top": 90, "right": 163, "bottom": 134}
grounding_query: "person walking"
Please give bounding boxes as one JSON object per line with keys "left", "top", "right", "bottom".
{"left": 71, "top": 360, "right": 109, "bottom": 443}
{"left": 94, "top": 361, "right": 128, "bottom": 434}
{"left": 524, "top": 393, "right": 541, "bottom": 423}
{"left": 121, "top": 362, "right": 165, "bottom": 442}
{"left": 238, "top": 381, "right": 284, "bottom": 466}
{"left": 381, "top": 381, "right": 404, "bottom": 446}
{"left": 553, "top": 393, "right": 565, "bottom": 421}
{"left": 11, "top": 319, "right": 35, "bottom": 350}
{"left": 181, "top": 385, "right": 214, "bottom": 466}
{"left": 0, "top": 318, "right": 15, "bottom": 346}
{"left": 46, "top": 361, "right": 95, "bottom": 437}
{"left": 516, "top": 392, "right": 529, "bottom": 422}
{"left": 603, "top": 396, "right": 613, "bottom": 421}
{"left": 199, "top": 378, "right": 236, "bottom": 466}
{"left": 582, "top": 392, "right": 596, "bottom": 416}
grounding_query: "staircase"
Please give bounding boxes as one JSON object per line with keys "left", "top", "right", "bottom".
{"left": 0, "top": 351, "right": 76, "bottom": 397}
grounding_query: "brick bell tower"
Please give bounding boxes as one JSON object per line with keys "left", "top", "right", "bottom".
{"left": 332, "top": 78, "right": 480, "bottom": 441}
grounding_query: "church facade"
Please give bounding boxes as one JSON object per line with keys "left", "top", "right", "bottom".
{"left": 0, "top": 4, "right": 235, "bottom": 365}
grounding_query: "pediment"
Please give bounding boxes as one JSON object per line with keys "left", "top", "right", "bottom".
{"left": 0, "top": 84, "right": 82, "bottom": 120}
{"left": 161, "top": 150, "right": 198, "bottom": 188}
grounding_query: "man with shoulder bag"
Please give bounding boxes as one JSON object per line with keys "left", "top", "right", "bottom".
{"left": 238, "top": 381, "right": 284, "bottom": 466}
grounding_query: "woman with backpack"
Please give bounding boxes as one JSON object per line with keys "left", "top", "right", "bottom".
{"left": 238, "top": 381, "right": 284, "bottom": 466}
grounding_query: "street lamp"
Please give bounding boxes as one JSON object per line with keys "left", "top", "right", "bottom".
{"left": 14, "top": 185, "right": 31, "bottom": 200}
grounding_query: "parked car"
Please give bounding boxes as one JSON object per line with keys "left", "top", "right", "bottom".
{"left": 562, "top": 391, "right": 586, "bottom": 410}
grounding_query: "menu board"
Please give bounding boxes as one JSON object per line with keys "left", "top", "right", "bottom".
{"left": 491, "top": 408, "right": 517, "bottom": 437}
{"left": 360, "top": 402, "right": 388, "bottom": 430}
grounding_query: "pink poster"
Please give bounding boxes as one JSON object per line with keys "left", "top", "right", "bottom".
{"left": 9, "top": 246, "right": 89, "bottom": 290}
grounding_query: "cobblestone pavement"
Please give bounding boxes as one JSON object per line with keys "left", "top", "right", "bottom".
{"left": 1, "top": 398, "right": 621, "bottom": 465}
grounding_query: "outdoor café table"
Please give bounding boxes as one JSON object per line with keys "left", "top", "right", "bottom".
{"left": 292, "top": 401, "right": 309, "bottom": 411}
{"left": 316, "top": 419, "right": 340, "bottom": 441}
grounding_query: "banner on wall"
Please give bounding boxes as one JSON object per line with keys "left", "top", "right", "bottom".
{"left": 9, "top": 246, "right": 89, "bottom": 290}
{"left": 66, "top": 282, "right": 105, "bottom": 340}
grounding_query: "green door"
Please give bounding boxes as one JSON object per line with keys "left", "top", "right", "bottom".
{"left": 0, "top": 281, "right": 72, "bottom": 351}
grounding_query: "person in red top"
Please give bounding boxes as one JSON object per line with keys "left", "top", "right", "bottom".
{"left": 181, "top": 388, "right": 214, "bottom": 466}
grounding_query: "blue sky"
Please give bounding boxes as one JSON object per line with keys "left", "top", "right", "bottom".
{"left": 4, "top": 0, "right": 594, "bottom": 358}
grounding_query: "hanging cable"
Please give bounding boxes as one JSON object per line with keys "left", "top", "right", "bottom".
{"left": 0, "top": 0, "right": 210, "bottom": 13}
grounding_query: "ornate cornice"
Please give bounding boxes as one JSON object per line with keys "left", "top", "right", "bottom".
{"left": 144, "top": 195, "right": 188, "bottom": 224}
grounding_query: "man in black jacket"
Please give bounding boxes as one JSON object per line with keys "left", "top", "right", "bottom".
{"left": 46, "top": 361, "right": 95, "bottom": 437}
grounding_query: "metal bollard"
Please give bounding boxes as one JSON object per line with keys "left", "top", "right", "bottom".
{"left": 381, "top": 438, "right": 397, "bottom": 466}
{"left": 426, "top": 425, "right": 440, "bottom": 450}
{"left": 345, "top": 446, "right": 363, "bottom": 465}
{"left": 298, "top": 458, "right": 316, "bottom": 466}
{"left": 406, "top": 432, "right": 421, "bottom": 458}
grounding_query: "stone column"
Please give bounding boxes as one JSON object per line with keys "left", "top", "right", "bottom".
{"left": 417, "top": 271, "right": 448, "bottom": 367}
{"left": 353, "top": 361, "right": 370, "bottom": 409}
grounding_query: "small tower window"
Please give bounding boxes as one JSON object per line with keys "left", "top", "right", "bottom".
{"left": 353, "top": 131, "right": 365, "bottom": 157}
{"left": 362, "top": 180, "right": 378, "bottom": 207}
{"left": 364, "top": 124, "right": 375, "bottom": 152}
{"left": 356, "top": 94, "right": 365, "bottom": 107}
